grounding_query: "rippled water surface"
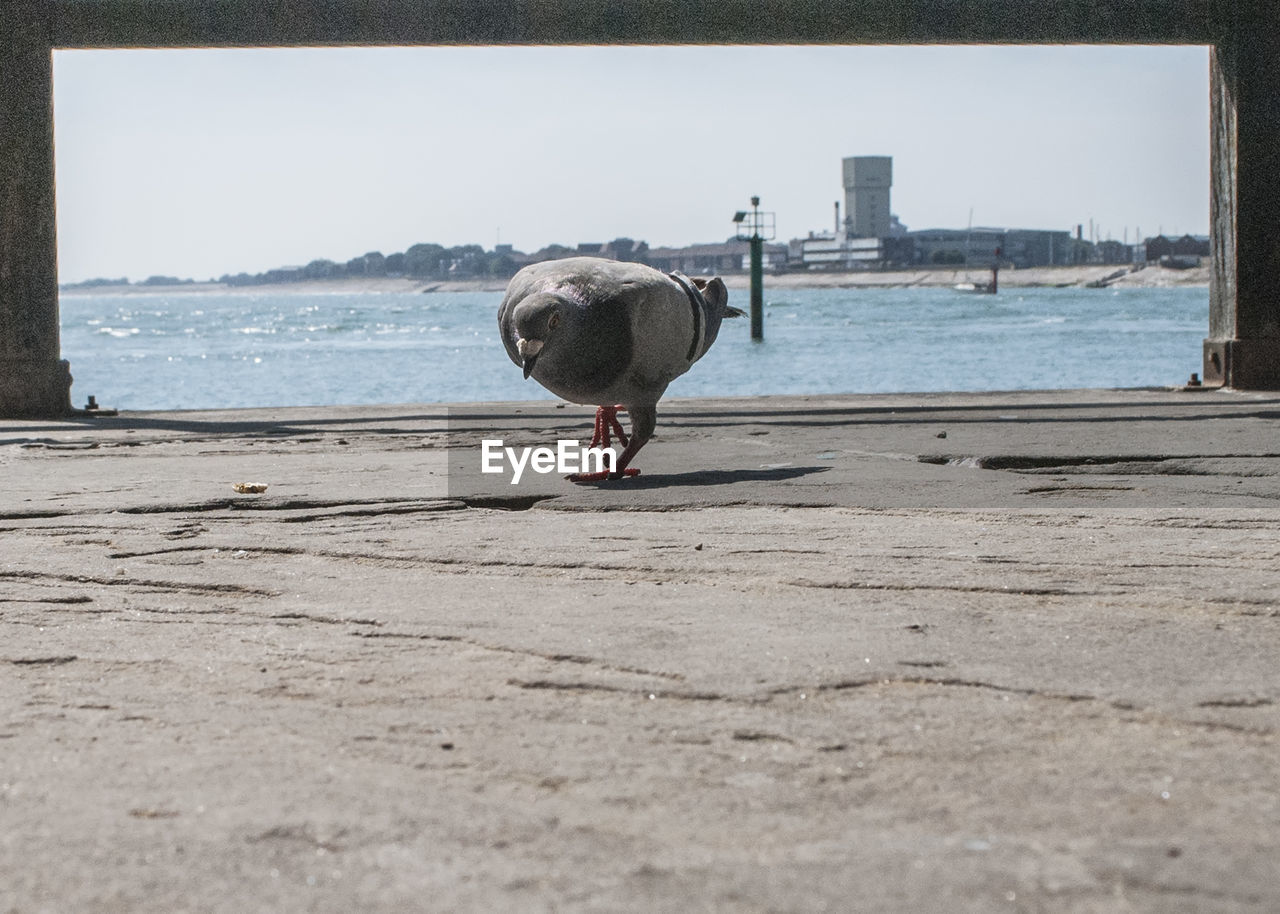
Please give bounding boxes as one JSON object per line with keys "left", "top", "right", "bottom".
{"left": 60, "top": 286, "right": 1207, "bottom": 410}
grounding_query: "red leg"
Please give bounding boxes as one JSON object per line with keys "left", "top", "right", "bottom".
{"left": 604, "top": 405, "right": 628, "bottom": 448}
{"left": 587, "top": 407, "right": 606, "bottom": 449}
{"left": 586, "top": 405, "right": 629, "bottom": 450}
{"left": 570, "top": 405, "right": 640, "bottom": 482}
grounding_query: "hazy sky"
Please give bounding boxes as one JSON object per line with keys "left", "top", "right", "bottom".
{"left": 53, "top": 44, "right": 1209, "bottom": 283}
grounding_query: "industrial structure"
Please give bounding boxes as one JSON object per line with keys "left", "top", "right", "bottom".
{"left": 906, "top": 227, "right": 1077, "bottom": 269}
{"left": 843, "top": 156, "right": 893, "bottom": 239}
{"left": 798, "top": 157, "right": 1163, "bottom": 271}
{"left": 796, "top": 156, "right": 905, "bottom": 270}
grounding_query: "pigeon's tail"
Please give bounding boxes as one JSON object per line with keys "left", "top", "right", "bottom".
{"left": 723, "top": 305, "right": 747, "bottom": 318}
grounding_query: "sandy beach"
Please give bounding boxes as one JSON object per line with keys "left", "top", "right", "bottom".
{"left": 59, "top": 263, "right": 1210, "bottom": 296}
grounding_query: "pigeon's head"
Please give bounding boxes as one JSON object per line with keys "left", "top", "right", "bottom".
{"left": 512, "top": 292, "right": 573, "bottom": 380}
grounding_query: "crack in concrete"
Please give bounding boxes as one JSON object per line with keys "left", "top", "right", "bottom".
{"left": 101, "top": 543, "right": 697, "bottom": 582}
{"left": 107, "top": 544, "right": 301, "bottom": 560}
{"left": 0, "top": 594, "right": 93, "bottom": 604}
{"left": 510, "top": 679, "right": 727, "bottom": 701}
{"left": 271, "top": 611, "right": 383, "bottom": 627}
{"left": 1197, "top": 696, "right": 1273, "bottom": 708}
{"left": 509, "top": 674, "right": 1093, "bottom": 705}
{"left": 0, "top": 568, "right": 278, "bottom": 598}
{"left": 275, "top": 505, "right": 463, "bottom": 523}
{"left": 732, "top": 729, "right": 795, "bottom": 744}
{"left": 785, "top": 577, "right": 1118, "bottom": 597}
{"left": 1, "top": 497, "right": 463, "bottom": 523}
{"left": 355, "top": 630, "right": 684, "bottom": 682}
{"left": 458, "top": 494, "right": 560, "bottom": 511}
{"left": 919, "top": 452, "right": 1280, "bottom": 472}
{"left": 508, "top": 674, "right": 1275, "bottom": 737}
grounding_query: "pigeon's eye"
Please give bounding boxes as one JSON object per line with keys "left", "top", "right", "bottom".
{"left": 548, "top": 312, "right": 561, "bottom": 331}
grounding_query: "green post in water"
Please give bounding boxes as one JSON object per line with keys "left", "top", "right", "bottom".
{"left": 749, "top": 234, "right": 764, "bottom": 341}
{"left": 732, "top": 196, "right": 773, "bottom": 344}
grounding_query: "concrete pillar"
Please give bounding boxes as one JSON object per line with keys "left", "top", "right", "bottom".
{"left": 0, "top": 1, "right": 73, "bottom": 417}
{"left": 1205, "top": 2, "right": 1280, "bottom": 388}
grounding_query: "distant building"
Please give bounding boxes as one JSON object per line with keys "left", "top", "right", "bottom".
{"left": 569, "top": 239, "right": 644, "bottom": 262}
{"left": 843, "top": 156, "right": 893, "bottom": 238}
{"left": 644, "top": 240, "right": 788, "bottom": 275}
{"left": 908, "top": 228, "right": 1003, "bottom": 267}
{"left": 799, "top": 233, "right": 887, "bottom": 270}
{"left": 791, "top": 155, "right": 906, "bottom": 269}
{"left": 1002, "top": 229, "right": 1077, "bottom": 267}
{"left": 1091, "top": 239, "right": 1134, "bottom": 265}
{"left": 789, "top": 152, "right": 1155, "bottom": 272}
{"left": 1141, "top": 232, "right": 1208, "bottom": 264}
{"left": 907, "top": 227, "right": 1075, "bottom": 268}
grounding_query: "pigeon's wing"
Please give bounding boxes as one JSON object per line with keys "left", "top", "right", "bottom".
{"left": 606, "top": 267, "right": 703, "bottom": 403}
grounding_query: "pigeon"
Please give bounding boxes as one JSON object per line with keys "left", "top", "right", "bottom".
{"left": 498, "top": 256, "right": 744, "bottom": 481}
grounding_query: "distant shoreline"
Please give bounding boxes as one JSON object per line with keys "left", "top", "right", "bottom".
{"left": 59, "top": 263, "right": 1209, "bottom": 296}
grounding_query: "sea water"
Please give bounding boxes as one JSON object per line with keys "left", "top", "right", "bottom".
{"left": 59, "top": 286, "right": 1207, "bottom": 411}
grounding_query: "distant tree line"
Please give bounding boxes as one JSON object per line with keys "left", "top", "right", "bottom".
{"left": 62, "top": 237, "right": 651, "bottom": 289}
{"left": 62, "top": 276, "right": 131, "bottom": 288}
{"left": 216, "top": 238, "right": 649, "bottom": 287}
{"left": 61, "top": 274, "right": 199, "bottom": 289}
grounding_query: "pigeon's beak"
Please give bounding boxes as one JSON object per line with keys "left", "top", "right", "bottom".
{"left": 517, "top": 338, "right": 543, "bottom": 379}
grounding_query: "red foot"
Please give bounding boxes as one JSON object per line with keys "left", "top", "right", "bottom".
{"left": 568, "top": 467, "right": 641, "bottom": 483}
{"left": 589, "top": 405, "right": 629, "bottom": 450}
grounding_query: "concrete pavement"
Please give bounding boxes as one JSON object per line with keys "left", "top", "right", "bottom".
{"left": 2, "top": 389, "right": 1278, "bottom": 912}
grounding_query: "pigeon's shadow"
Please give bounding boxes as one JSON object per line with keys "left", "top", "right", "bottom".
{"left": 576, "top": 465, "right": 830, "bottom": 489}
